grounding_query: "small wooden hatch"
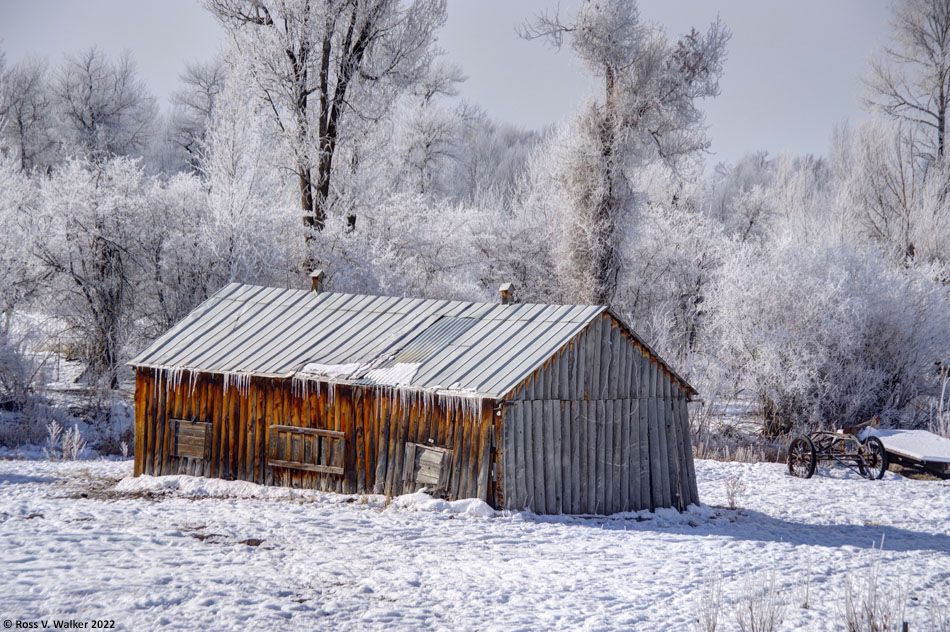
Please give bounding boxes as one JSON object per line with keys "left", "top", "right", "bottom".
{"left": 402, "top": 442, "right": 452, "bottom": 493}
{"left": 172, "top": 420, "right": 211, "bottom": 460}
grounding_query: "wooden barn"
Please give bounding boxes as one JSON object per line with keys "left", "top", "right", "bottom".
{"left": 130, "top": 279, "right": 699, "bottom": 514}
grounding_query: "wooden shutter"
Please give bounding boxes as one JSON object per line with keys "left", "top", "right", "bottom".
{"left": 172, "top": 420, "right": 211, "bottom": 460}
{"left": 267, "top": 425, "right": 345, "bottom": 475}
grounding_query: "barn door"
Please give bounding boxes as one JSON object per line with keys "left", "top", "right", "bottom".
{"left": 401, "top": 442, "right": 452, "bottom": 495}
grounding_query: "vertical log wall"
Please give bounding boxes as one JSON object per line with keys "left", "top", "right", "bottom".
{"left": 133, "top": 368, "right": 498, "bottom": 504}
{"left": 499, "top": 312, "right": 698, "bottom": 514}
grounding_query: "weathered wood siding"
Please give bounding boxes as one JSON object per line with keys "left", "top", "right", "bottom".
{"left": 133, "top": 368, "right": 498, "bottom": 504}
{"left": 500, "top": 312, "right": 697, "bottom": 513}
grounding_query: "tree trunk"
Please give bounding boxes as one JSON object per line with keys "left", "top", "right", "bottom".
{"left": 591, "top": 65, "right": 620, "bottom": 306}
{"left": 299, "top": 166, "right": 316, "bottom": 230}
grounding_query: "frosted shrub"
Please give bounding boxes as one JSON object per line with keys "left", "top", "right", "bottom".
{"left": 43, "top": 421, "right": 86, "bottom": 460}
{"left": 725, "top": 474, "right": 746, "bottom": 510}
{"left": 931, "top": 600, "right": 950, "bottom": 632}
{"left": 929, "top": 366, "right": 950, "bottom": 438}
{"left": 43, "top": 421, "right": 63, "bottom": 460}
{"left": 0, "top": 333, "right": 42, "bottom": 412}
{"left": 710, "top": 238, "right": 950, "bottom": 435}
{"left": 734, "top": 569, "right": 786, "bottom": 632}
{"left": 62, "top": 424, "right": 87, "bottom": 460}
{"left": 840, "top": 562, "right": 905, "bottom": 632}
{"left": 692, "top": 569, "right": 723, "bottom": 632}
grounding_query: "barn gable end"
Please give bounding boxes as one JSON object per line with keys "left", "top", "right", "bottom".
{"left": 497, "top": 312, "right": 698, "bottom": 513}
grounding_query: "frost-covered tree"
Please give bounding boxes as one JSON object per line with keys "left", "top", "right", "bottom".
{"left": 54, "top": 48, "right": 158, "bottom": 160}
{"left": 0, "top": 152, "right": 43, "bottom": 332}
{"left": 0, "top": 57, "right": 56, "bottom": 172}
{"left": 169, "top": 60, "right": 226, "bottom": 173}
{"left": 206, "top": 0, "right": 447, "bottom": 232}
{"left": 617, "top": 165, "right": 726, "bottom": 368}
{"left": 709, "top": 237, "right": 950, "bottom": 434}
{"left": 32, "top": 158, "right": 148, "bottom": 388}
{"left": 520, "top": 0, "right": 729, "bottom": 304}
{"left": 707, "top": 152, "right": 774, "bottom": 244}
{"left": 199, "top": 63, "right": 301, "bottom": 284}
{"left": 836, "top": 120, "right": 922, "bottom": 258}
{"left": 866, "top": 0, "right": 950, "bottom": 160}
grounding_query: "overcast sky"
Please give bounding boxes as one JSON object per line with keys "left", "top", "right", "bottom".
{"left": 0, "top": 0, "right": 892, "bottom": 167}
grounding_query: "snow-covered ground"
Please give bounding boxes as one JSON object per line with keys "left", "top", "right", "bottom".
{"left": 0, "top": 458, "right": 947, "bottom": 631}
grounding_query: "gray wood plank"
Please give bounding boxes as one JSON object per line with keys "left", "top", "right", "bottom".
{"left": 604, "top": 399, "right": 615, "bottom": 513}
{"left": 671, "top": 382, "right": 690, "bottom": 509}
{"left": 660, "top": 378, "right": 675, "bottom": 509}
{"left": 500, "top": 409, "right": 512, "bottom": 509}
{"left": 612, "top": 399, "right": 623, "bottom": 513}
{"left": 402, "top": 442, "right": 417, "bottom": 494}
{"left": 614, "top": 399, "right": 623, "bottom": 513}
{"left": 599, "top": 317, "right": 611, "bottom": 400}
{"left": 628, "top": 398, "right": 640, "bottom": 511}
{"left": 544, "top": 399, "right": 558, "bottom": 514}
{"left": 617, "top": 332, "right": 633, "bottom": 399}
{"left": 607, "top": 399, "right": 623, "bottom": 513}
{"left": 576, "top": 331, "right": 587, "bottom": 400}
{"left": 514, "top": 403, "right": 528, "bottom": 509}
{"left": 646, "top": 398, "right": 662, "bottom": 510}
{"left": 532, "top": 400, "right": 546, "bottom": 513}
{"left": 476, "top": 419, "right": 491, "bottom": 503}
{"left": 570, "top": 401, "right": 581, "bottom": 514}
{"left": 608, "top": 322, "right": 620, "bottom": 400}
{"left": 654, "top": 405, "right": 672, "bottom": 509}
{"left": 567, "top": 340, "right": 578, "bottom": 400}
{"left": 522, "top": 402, "right": 535, "bottom": 511}
{"left": 680, "top": 397, "right": 699, "bottom": 505}
{"left": 595, "top": 400, "right": 606, "bottom": 514}
{"left": 584, "top": 399, "right": 594, "bottom": 513}
{"left": 670, "top": 393, "right": 688, "bottom": 509}
{"left": 638, "top": 398, "right": 650, "bottom": 509}
{"left": 560, "top": 401, "right": 571, "bottom": 514}
{"left": 617, "top": 333, "right": 627, "bottom": 400}
{"left": 620, "top": 398, "right": 630, "bottom": 511}
{"left": 589, "top": 318, "right": 601, "bottom": 401}
{"left": 559, "top": 346, "right": 570, "bottom": 400}
{"left": 658, "top": 369, "right": 674, "bottom": 509}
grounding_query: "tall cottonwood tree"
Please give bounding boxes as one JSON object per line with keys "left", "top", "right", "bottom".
{"left": 866, "top": 0, "right": 950, "bottom": 160}
{"left": 0, "top": 57, "right": 56, "bottom": 173}
{"left": 206, "top": 0, "right": 446, "bottom": 232}
{"left": 169, "top": 60, "right": 226, "bottom": 173}
{"left": 54, "top": 48, "right": 158, "bottom": 160}
{"left": 520, "top": 0, "right": 728, "bottom": 305}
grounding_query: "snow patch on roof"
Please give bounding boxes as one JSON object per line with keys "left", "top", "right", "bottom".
{"left": 362, "top": 362, "right": 420, "bottom": 387}
{"left": 301, "top": 363, "right": 362, "bottom": 379}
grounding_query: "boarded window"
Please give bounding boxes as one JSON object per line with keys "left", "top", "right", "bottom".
{"left": 172, "top": 420, "right": 211, "bottom": 460}
{"left": 267, "top": 425, "right": 344, "bottom": 475}
{"left": 402, "top": 443, "right": 453, "bottom": 492}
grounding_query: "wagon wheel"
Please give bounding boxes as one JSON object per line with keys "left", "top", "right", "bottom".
{"left": 787, "top": 435, "right": 817, "bottom": 479}
{"left": 858, "top": 436, "right": 888, "bottom": 480}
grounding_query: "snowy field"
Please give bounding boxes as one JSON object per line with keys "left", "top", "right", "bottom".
{"left": 0, "top": 458, "right": 948, "bottom": 631}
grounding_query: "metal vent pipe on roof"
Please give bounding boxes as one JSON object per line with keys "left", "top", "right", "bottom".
{"left": 499, "top": 282, "right": 515, "bottom": 305}
{"left": 311, "top": 269, "right": 326, "bottom": 293}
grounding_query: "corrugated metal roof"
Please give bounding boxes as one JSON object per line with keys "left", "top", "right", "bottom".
{"left": 130, "top": 283, "right": 606, "bottom": 398}
{"left": 130, "top": 282, "right": 697, "bottom": 399}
